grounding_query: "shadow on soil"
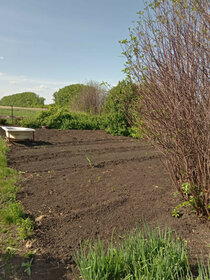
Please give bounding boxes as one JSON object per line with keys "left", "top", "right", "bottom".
{"left": 0, "top": 253, "right": 74, "bottom": 280}
{"left": 10, "top": 140, "right": 52, "bottom": 147}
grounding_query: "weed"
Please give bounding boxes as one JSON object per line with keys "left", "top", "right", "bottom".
{"left": 1, "top": 247, "right": 17, "bottom": 274}
{"left": 173, "top": 191, "right": 179, "bottom": 198}
{"left": 4, "top": 247, "right": 16, "bottom": 261}
{"left": 22, "top": 258, "right": 33, "bottom": 276}
{"left": 18, "top": 218, "right": 34, "bottom": 239}
{"left": 24, "top": 250, "right": 36, "bottom": 259}
{"left": 111, "top": 186, "right": 115, "bottom": 192}
{"left": 173, "top": 183, "right": 203, "bottom": 218}
{"left": 172, "top": 206, "right": 181, "bottom": 218}
{"left": 85, "top": 155, "right": 93, "bottom": 168}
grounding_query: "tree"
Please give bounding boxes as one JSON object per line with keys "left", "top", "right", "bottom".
{"left": 0, "top": 92, "right": 45, "bottom": 107}
{"left": 70, "top": 81, "right": 107, "bottom": 114}
{"left": 121, "top": 0, "right": 209, "bottom": 216}
{"left": 53, "top": 84, "right": 87, "bottom": 107}
{"left": 104, "top": 80, "right": 140, "bottom": 136}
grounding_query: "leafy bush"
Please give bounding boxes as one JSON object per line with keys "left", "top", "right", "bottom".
{"left": 103, "top": 80, "right": 141, "bottom": 136}
{"left": 53, "top": 84, "right": 88, "bottom": 106}
{"left": 75, "top": 226, "right": 209, "bottom": 280}
{"left": 0, "top": 92, "right": 45, "bottom": 107}
{"left": 20, "top": 106, "right": 107, "bottom": 130}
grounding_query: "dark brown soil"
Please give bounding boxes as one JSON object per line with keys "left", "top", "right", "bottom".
{"left": 1, "top": 129, "right": 209, "bottom": 279}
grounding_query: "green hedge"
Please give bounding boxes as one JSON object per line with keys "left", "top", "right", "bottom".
{"left": 20, "top": 106, "right": 107, "bottom": 130}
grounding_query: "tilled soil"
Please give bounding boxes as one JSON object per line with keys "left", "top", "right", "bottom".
{"left": 1, "top": 129, "right": 209, "bottom": 279}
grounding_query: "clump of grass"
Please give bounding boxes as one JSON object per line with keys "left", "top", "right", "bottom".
{"left": 0, "top": 178, "right": 19, "bottom": 203}
{"left": 0, "top": 138, "right": 9, "bottom": 167}
{"left": 196, "top": 259, "right": 210, "bottom": 280}
{"left": 0, "top": 203, "right": 25, "bottom": 224}
{"left": 75, "top": 225, "right": 209, "bottom": 280}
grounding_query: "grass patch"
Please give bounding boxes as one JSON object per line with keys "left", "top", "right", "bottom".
{"left": 0, "top": 136, "right": 34, "bottom": 247}
{"left": 0, "top": 107, "right": 43, "bottom": 118}
{"left": 75, "top": 226, "right": 210, "bottom": 280}
{"left": 0, "top": 136, "right": 35, "bottom": 277}
{"left": 0, "top": 107, "right": 45, "bottom": 126}
{"left": 0, "top": 203, "right": 25, "bottom": 224}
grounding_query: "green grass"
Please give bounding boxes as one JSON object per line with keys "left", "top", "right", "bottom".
{"left": 75, "top": 225, "right": 210, "bottom": 280}
{"left": 0, "top": 136, "right": 35, "bottom": 277}
{"left": 0, "top": 107, "right": 44, "bottom": 125}
{"left": 0, "top": 136, "right": 34, "bottom": 247}
{"left": 0, "top": 106, "right": 49, "bottom": 126}
{"left": 0, "top": 203, "right": 25, "bottom": 224}
{"left": 0, "top": 108, "right": 41, "bottom": 118}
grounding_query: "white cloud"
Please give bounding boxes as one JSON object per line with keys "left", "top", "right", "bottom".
{"left": 38, "top": 84, "right": 50, "bottom": 89}
{"left": 0, "top": 72, "right": 71, "bottom": 104}
{"left": 0, "top": 56, "right": 4, "bottom": 60}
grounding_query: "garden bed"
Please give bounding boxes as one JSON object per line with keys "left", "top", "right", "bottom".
{"left": 0, "top": 128, "right": 209, "bottom": 279}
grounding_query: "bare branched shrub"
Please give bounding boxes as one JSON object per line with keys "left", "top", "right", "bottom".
{"left": 70, "top": 81, "right": 107, "bottom": 114}
{"left": 121, "top": 0, "right": 209, "bottom": 217}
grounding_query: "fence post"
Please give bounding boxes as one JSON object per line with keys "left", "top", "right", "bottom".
{"left": 11, "top": 105, "right": 14, "bottom": 125}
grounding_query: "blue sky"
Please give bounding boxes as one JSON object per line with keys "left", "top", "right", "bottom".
{"left": 0, "top": 0, "right": 143, "bottom": 104}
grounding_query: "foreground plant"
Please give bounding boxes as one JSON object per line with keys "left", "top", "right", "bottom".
{"left": 21, "top": 257, "right": 34, "bottom": 277}
{"left": 120, "top": 0, "right": 209, "bottom": 217}
{"left": 75, "top": 225, "right": 209, "bottom": 280}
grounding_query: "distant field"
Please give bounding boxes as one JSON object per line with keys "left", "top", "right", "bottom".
{"left": 0, "top": 106, "right": 46, "bottom": 118}
{"left": 0, "top": 105, "right": 47, "bottom": 111}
